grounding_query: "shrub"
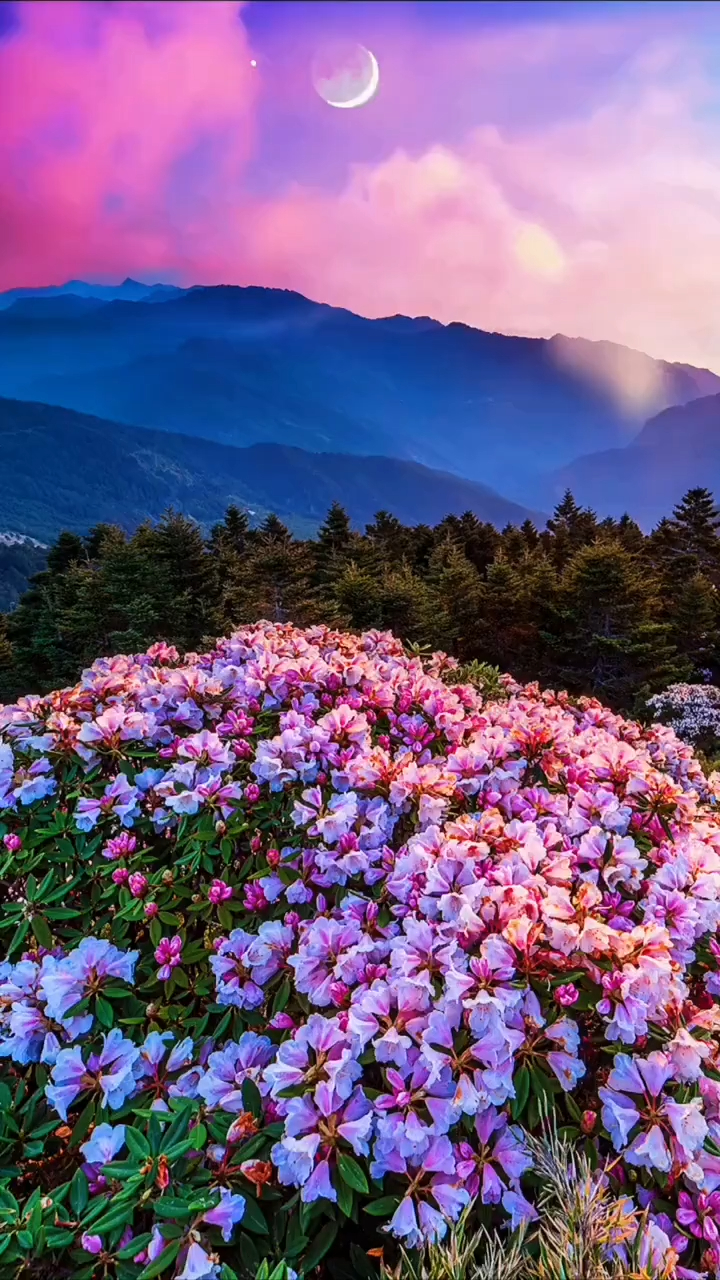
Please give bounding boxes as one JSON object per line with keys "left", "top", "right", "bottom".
{"left": 1, "top": 623, "right": 720, "bottom": 1279}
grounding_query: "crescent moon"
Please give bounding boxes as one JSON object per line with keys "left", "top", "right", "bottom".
{"left": 325, "top": 49, "right": 379, "bottom": 109}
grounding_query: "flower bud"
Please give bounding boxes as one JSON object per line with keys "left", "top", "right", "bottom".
{"left": 581, "top": 1110, "right": 597, "bottom": 1135}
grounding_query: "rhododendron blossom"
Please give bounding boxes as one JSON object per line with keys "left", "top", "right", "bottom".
{"left": 3, "top": 622, "right": 720, "bottom": 1275}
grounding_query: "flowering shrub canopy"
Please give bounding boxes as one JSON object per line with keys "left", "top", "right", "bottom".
{"left": 647, "top": 683, "right": 720, "bottom": 753}
{"left": 2, "top": 623, "right": 720, "bottom": 1278}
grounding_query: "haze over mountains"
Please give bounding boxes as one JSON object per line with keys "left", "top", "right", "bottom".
{"left": 1, "top": 279, "right": 718, "bottom": 517}
{"left": 1, "top": 276, "right": 719, "bottom": 595}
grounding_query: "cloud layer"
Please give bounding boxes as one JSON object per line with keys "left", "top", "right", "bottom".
{"left": 2, "top": 1, "right": 720, "bottom": 370}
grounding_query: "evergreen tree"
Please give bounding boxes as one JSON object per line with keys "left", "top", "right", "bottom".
{"left": 544, "top": 538, "right": 685, "bottom": 708}
{"left": 417, "top": 540, "right": 483, "bottom": 658}
{"left": 543, "top": 490, "right": 599, "bottom": 569}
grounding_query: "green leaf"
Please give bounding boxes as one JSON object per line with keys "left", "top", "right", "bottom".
{"left": 85, "top": 1200, "right": 134, "bottom": 1234}
{"left": 70, "top": 1167, "right": 89, "bottom": 1216}
{"left": 125, "top": 1126, "right": 151, "bottom": 1159}
{"left": 338, "top": 1154, "right": 368, "bottom": 1195}
{"left": 152, "top": 1198, "right": 193, "bottom": 1220}
{"left": 363, "top": 1197, "right": 400, "bottom": 1217}
{"left": 242, "top": 1079, "right": 263, "bottom": 1120}
{"left": 350, "top": 1244, "right": 378, "bottom": 1280}
{"left": 95, "top": 995, "right": 114, "bottom": 1028}
{"left": 301, "top": 1221, "right": 339, "bottom": 1275}
{"left": 137, "top": 1240, "right": 181, "bottom": 1279}
{"left": 337, "top": 1176, "right": 354, "bottom": 1218}
{"left": 240, "top": 1196, "right": 269, "bottom": 1236}
{"left": 510, "top": 1065, "right": 530, "bottom": 1120}
{"left": 116, "top": 1231, "right": 153, "bottom": 1259}
{"left": 17, "top": 1229, "right": 33, "bottom": 1251}
{"left": 45, "top": 1229, "right": 76, "bottom": 1249}
{"left": 7, "top": 919, "right": 29, "bottom": 957}
{"left": 239, "top": 1233, "right": 260, "bottom": 1273}
{"left": 69, "top": 1098, "right": 96, "bottom": 1148}
{"left": 30, "top": 914, "right": 52, "bottom": 950}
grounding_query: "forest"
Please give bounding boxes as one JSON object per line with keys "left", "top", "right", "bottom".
{"left": 1, "top": 486, "right": 718, "bottom": 716}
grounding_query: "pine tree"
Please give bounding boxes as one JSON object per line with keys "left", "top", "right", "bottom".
{"left": 545, "top": 538, "right": 685, "bottom": 708}
{"left": 543, "top": 490, "right": 599, "bottom": 569}
{"left": 669, "top": 571, "right": 719, "bottom": 679}
{"left": 417, "top": 539, "right": 483, "bottom": 658}
{"left": 314, "top": 504, "right": 358, "bottom": 598}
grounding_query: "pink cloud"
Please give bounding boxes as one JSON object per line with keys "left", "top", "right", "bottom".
{"left": 2, "top": 2, "right": 720, "bottom": 372}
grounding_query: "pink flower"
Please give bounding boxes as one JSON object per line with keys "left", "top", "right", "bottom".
{"left": 112, "top": 867, "right": 130, "bottom": 886}
{"left": 155, "top": 936, "right": 183, "bottom": 981}
{"left": 266, "top": 848, "right": 280, "bottom": 868}
{"left": 268, "top": 1012, "right": 295, "bottom": 1030}
{"left": 245, "top": 783, "right": 261, "bottom": 805}
{"left": 102, "top": 832, "right": 137, "bottom": 862}
{"left": 555, "top": 984, "right": 580, "bottom": 1007}
{"left": 128, "top": 872, "right": 148, "bottom": 898}
{"left": 3, "top": 833, "right": 22, "bottom": 852}
{"left": 144, "top": 902, "right": 159, "bottom": 919}
{"left": 208, "top": 879, "right": 233, "bottom": 905}
{"left": 243, "top": 882, "right": 268, "bottom": 912}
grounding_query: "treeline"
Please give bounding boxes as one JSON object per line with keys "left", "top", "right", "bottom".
{"left": 1, "top": 487, "right": 719, "bottom": 713}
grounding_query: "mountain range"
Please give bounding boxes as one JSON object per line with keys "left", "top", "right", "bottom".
{"left": 1, "top": 276, "right": 720, "bottom": 605}
{"left": 0, "top": 395, "right": 539, "bottom": 544}
{"left": 2, "top": 278, "right": 719, "bottom": 511}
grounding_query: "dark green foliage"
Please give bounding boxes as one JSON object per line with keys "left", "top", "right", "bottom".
{"left": 4, "top": 488, "right": 720, "bottom": 713}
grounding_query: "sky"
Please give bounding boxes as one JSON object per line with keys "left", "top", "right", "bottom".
{"left": 3, "top": 0, "right": 720, "bottom": 370}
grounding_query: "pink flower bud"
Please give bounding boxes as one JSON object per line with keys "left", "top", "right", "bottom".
{"left": 3, "top": 834, "right": 22, "bottom": 853}
{"left": 284, "top": 911, "right": 300, "bottom": 929}
{"left": 250, "top": 835, "right": 263, "bottom": 854}
{"left": 144, "top": 902, "right": 159, "bottom": 919}
{"left": 266, "top": 848, "right": 280, "bottom": 868}
{"left": 581, "top": 1110, "right": 597, "bottom": 1135}
{"left": 245, "top": 783, "right": 261, "bottom": 805}
{"left": 112, "top": 867, "right": 130, "bottom": 885}
{"left": 102, "top": 833, "right": 137, "bottom": 861}
{"left": 555, "top": 983, "right": 580, "bottom": 1007}
{"left": 329, "top": 981, "right": 351, "bottom": 1008}
{"left": 155, "top": 935, "right": 183, "bottom": 981}
{"left": 243, "top": 882, "right": 268, "bottom": 912}
{"left": 128, "top": 872, "right": 148, "bottom": 899}
{"left": 208, "top": 878, "right": 233, "bottom": 905}
{"left": 268, "top": 1012, "right": 295, "bottom": 1030}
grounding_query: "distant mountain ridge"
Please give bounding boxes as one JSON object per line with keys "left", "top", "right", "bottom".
{"left": 0, "top": 396, "right": 541, "bottom": 549}
{"left": 551, "top": 392, "right": 720, "bottom": 528}
{"left": 1, "top": 279, "right": 718, "bottom": 509}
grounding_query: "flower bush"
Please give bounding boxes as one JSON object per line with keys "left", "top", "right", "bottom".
{"left": 3, "top": 622, "right": 720, "bottom": 1278}
{"left": 646, "top": 684, "right": 720, "bottom": 750}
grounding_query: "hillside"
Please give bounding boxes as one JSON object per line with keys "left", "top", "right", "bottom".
{"left": 1, "top": 281, "right": 717, "bottom": 506}
{"left": 551, "top": 392, "right": 720, "bottom": 527}
{"left": 0, "top": 396, "right": 539, "bottom": 545}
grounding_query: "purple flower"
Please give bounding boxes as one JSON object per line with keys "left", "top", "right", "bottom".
{"left": 40, "top": 937, "right": 138, "bottom": 1023}
{"left": 197, "top": 1033, "right": 275, "bottom": 1112}
{"left": 210, "top": 929, "right": 265, "bottom": 1009}
{"left": 102, "top": 832, "right": 137, "bottom": 861}
{"left": 208, "top": 879, "right": 233, "bottom": 905}
{"left": 46, "top": 1029, "right": 140, "bottom": 1120}
{"left": 80, "top": 1122, "right": 126, "bottom": 1166}
{"left": 75, "top": 774, "right": 140, "bottom": 831}
{"left": 455, "top": 1107, "right": 532, "bottom": 1203}
{"left": 677, "top": 1191, "right": 720, "bottom": 1242}
{"left": 599, "top": 1051, "right": 708, "bottom": 1172}
{"left": 177, "top": 1241, "right": 220, "bottom": 1280}
{"left": 155, "top": 936, "right": 183, "bottom": 981}
{"left": 81, "top": 1233, "right": 103, "bottom": 1255}
{"left": 133, "top": 1031, "right": 199, "bottom": 1105}
{"left": 202, "top": 1186, "right": 246, "bottom": 1241}
{"left": 264, "top": 1014, "right": 361, "bottom": 1113}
